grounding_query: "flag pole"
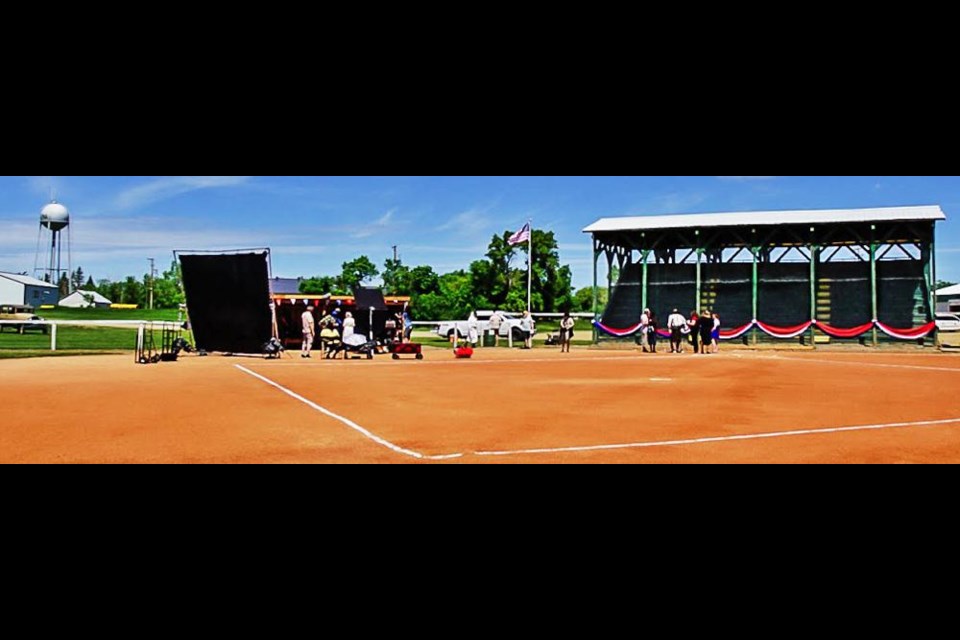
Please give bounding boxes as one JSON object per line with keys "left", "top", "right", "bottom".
{"left": 527, "top": 220, "right": 532, "bottom": 313}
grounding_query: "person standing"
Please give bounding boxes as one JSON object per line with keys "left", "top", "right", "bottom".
{"left": 647, "top": 310, "right": 659, "bottom": 353}
{"left": 467, "top": 311, "right": 479, "bottom": 347}
{"left": 667, "top": 308, "right": 687, "bottom": 353}
{"left": 520, "top": 311, "right": 533, "bottom": 349}
{"left": 559, "top": 311, "right": 575, "bottom": 353}
{"left": 300, "top": 305, "right": 316, "bottom": 358}
{"left": 488, "top": 310, "right": 503, "bottom": 347}
{"left": 711, "top": 312, "right": 721, "bottom": 354}
{"left": 698, "top": 309, "right": 713, "bottom": 355}
{"left": 402, "top": 305, "right": 414, "bottom": 343}
{"left": 639, "top": 308, "right": 650, "bottom": 352}
{"left": 688, "top": 311, "right": 700, "bottom": 354}
{"left": 342, "top": 311, "right": 355, "bottom": 340}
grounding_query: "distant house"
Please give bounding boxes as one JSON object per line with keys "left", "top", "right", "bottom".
{"left": 936, "top": 284, "right": 960, "bottom": 314}
{"left": 59, "top": 289, "right": 114, "bottom": 308}
{"left": 0, "top": 272, "right": 59, "bottom": 307}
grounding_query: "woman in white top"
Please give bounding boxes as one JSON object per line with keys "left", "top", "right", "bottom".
{"left": 520, "top": 311, "right": 533, "bottom": 349}
{"left": 342, "top": 311, "right": 356, "bottom": 340}
{"left": 559, "top": 312, "right": 575, "bottom": 353}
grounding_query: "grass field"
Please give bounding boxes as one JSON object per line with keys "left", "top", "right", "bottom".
{"left": 39, "top": 308, "right": 180, "bottom": 321}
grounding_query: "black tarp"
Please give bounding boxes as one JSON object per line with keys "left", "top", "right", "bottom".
{"left": 352, "top": 287, "right": 391, "bottom": 339}
{"left": 179, "top": 251, "right": 273, "bottom": 354}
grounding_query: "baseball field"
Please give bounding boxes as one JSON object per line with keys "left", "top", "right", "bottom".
{"left": 3, "top": 345, "right": 960, "bottom": 463}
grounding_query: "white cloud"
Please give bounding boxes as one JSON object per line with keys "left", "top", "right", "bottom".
{"left": 351, "top": 208, "right": 397, "bottom": 239}
{"left": 114, "top": 176, "right": 252, "bottom": 210}
{"left": 437, "top": 209, "right": 495, "bottom": 236}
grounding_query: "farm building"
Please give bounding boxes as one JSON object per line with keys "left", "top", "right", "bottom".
{"left": 583, "top": 205, "right": 945, "bottom": 346}
{"left": 59, "top": 289, "right": 114, "bottom": 308}
{"left": 0, "top": 272, "right": 59, "bottom": 307}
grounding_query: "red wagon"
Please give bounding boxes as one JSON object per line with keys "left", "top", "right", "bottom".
{"left": 389, "top": 342, "right": 423, "bottom": 360}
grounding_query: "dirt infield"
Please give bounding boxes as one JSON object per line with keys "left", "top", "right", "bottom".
{"left": 3, "top": 346, "right": 960, "bottom": 463}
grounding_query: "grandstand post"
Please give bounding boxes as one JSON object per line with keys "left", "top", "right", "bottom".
{"left": 641, "top": 249, "right": 650, "bottom": 312}
{"left": 927, "top": 222, "right": 938, "bottom": 348}
{"left": 695, "top": 230, "right": 702, "bottom": 314}
{"left": 809, "top": 234, "right": 817, "bottom": 349}
{"left": 606, "top": 251, "right": 613, "bottom": 306}
{"left": 870, "top": 227, "right": 878, "bottom": 347}
{"left": 592, "top": 237, "right": 599, "bottom": 344}
{"left": 751, "top": 243, "right": 759, "bottom": 346}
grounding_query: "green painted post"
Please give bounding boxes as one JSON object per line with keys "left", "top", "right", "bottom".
{"left": 592, "top": 238, "right": 599, "bottom": 344}
{"left": 641, "top": 249, "right": 649, "bottom": 312}
{"left": 751, "top": 245, "right": 759, "bottom": 345}
{"left": 606, "top": 252, "right": 613, "bottom": 304}
{"left": 870, "top": 235, "right": 878, "bottom": 347}
{"left": 809, "top": 240, "right": 817, "bottom": 349}
{"left": 695, "top": 230, "right": 702, "bottom": 314}
{"left": 928, "top": 223, "right": 938, "bottom": 348}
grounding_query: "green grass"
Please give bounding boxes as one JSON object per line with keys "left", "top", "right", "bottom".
{"left": 0, "top": 350, "right": 127, "bottom": 360}
{"left": 39, "top": 308, "right": 180, "bottom": 321}
{"left": 0, "top": 326, "right": 141, "bottom": 351}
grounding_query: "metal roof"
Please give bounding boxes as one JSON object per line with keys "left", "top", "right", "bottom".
{"left": 60, "top": 290, "right": 113, "bottom": 304}
{"left": 0, "top": 272, "right": 55, "bottom": 287}
{"left": 583, "top": 205, "right": 946, "bottom": 234}
{"left": 936, "top": 284, "right": 960, "bottom": 297}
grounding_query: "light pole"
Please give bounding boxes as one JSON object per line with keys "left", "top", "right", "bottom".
{"left": 147, "top": 258, "right": 156, "bottom": 310}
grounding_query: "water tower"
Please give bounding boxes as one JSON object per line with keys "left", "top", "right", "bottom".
{"left": 35, "top": 200, "right": 72, "bottom": 288}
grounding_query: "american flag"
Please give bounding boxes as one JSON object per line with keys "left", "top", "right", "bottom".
{"left": 508, "top": 222, "right": 531, "bottom": 246}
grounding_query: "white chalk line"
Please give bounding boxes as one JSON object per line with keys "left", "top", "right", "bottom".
{"left": 235, "top": 365, "right": 462, "bottom": 461}
{"left": 473, "top": 417, "right": 960, "bottom": 457}
{"left": 236, "top": 364, "right": 960, "bottom": 461}
{"left": 769, "top": 356, "right": 960, "bottom": 374}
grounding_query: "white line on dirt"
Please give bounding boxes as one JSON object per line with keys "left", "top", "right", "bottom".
{"left": 237, "top": 363, "right": 960, "bottom": 461}
{"left": 473, "top": 417, "right": 960, "bottom": 457}
{"left": 769, "top": 356, "right": 960, "bottom": 374}
{"left": 235, "top": 364, "right": 462, "bottom": 461}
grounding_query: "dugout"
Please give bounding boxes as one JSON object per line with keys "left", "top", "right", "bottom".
{"left": 272, "top": 290, "right": 410, "bottom": 349}
{"left": 583, "top": 206, "right": 945, "bottom": 347}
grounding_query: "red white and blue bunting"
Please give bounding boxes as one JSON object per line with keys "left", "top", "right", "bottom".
{"left": 593, "top": 319, "right": 937, "bottom": 341}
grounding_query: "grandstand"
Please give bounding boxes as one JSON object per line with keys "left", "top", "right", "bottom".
{"left": 583, "top": 206, "right": 945, "bottom": 346}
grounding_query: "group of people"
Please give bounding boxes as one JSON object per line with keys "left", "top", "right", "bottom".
{"left": 638, "top": 308, "right": 720, "bottom": 354}
{"left": 299, "top": 303, "right": 413, "bottom": 359}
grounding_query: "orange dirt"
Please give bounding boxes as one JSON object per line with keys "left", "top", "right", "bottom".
{"left": 2, "top": 346, "right": 960, "bottom": 463}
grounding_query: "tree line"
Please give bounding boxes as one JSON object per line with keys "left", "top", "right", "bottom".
{"left": 65, "top": 261, "right": 186, "bottom": 309}
{"left": 300, "top": 229, "right": 603, "bottom": 320}
{"left": 63, "top": 231, "right": 608, "bottom": 315}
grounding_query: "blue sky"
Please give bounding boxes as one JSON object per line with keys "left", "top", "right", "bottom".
{"left": 1, "top": 175, "right": 958, "bottom": 290}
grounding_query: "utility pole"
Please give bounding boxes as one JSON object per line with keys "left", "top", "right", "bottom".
{"left": 147, "top": 257, "right": 156, "bottom": 310}
{"left": 392, "top": 245, "right": 398, "bottom": 262}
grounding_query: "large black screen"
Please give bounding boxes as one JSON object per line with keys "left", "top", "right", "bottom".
{"left": 179, "top": 251, "right": 273, "bottom": 354}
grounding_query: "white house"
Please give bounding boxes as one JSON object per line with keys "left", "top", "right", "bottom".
{"left": 0, "top": 272, "right": 59, "bottom": 307}
{"left": 59, "top": 289, "right": 113, "bottom": 308}
{"left": 936, "top": 284, "right": 960, "bottom": 314}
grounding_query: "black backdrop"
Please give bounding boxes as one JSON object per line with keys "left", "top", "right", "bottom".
{"left": 179, "top": 252, "right": 273, "bottom": 354}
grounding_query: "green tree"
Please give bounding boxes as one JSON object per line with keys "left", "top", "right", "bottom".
{"left": 341, "top": 256, "right": 379, "bottom": 291}
{"left": 407, "top": 265, "right": 439, "bottom": 295}
{"left": 937, "top": 280, "right": 957, "bottom": 291}
{"left": 382, "top": 258, "right": 410, "bottom": 295}
{"left": 70, "top": 266, "right": 85, "bottom": 292}
{"left": 300, "top": 275, "right": 343, "bottom": 296}
{"left": 574, "top": 286, "right": 609, "bottom": 313}
{"left": 413, "top": 270, "right": 477, "bottom": 320}
{"left": 123, "top": 276, "right": 144, "bottom": 307}
{"left": 84, "top": 275, "right": 95, "bottom": 289}
{"left": 57, "top": 273, "right": 70, "bottom": 298}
